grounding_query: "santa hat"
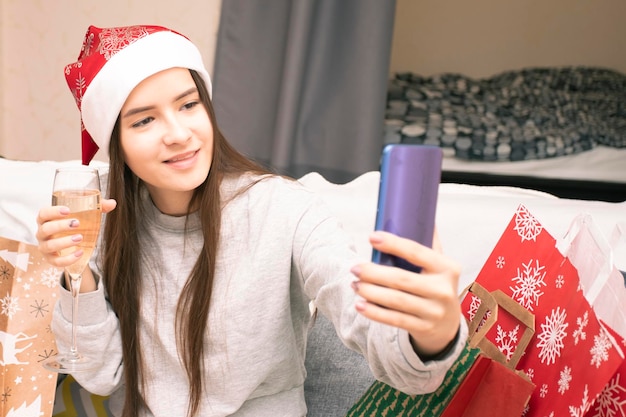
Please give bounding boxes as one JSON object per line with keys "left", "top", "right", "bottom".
{"left": 64, "top": 25, "right": 212, "bottom": 165}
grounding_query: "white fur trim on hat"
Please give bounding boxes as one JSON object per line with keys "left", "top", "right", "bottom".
{"left": 80, "top": 30, "right": 212, "bottom": 154}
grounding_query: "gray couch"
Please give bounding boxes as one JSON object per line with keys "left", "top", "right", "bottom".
{"left": 4, "top": 159, "right": 625, "bottom": 416}
{"left": 304, "top": 314, "right": 374, "bottom": 416}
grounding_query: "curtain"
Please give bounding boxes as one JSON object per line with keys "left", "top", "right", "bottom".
{"left": 212, "top": 0, "right": 396, "bottom": 183}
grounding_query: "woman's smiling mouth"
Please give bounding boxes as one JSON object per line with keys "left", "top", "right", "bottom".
{"left": 164, "top": 150, "right": 199, "bottom": 168}
{"left": 165, "top": 150, "right": 198, "bottom": 163}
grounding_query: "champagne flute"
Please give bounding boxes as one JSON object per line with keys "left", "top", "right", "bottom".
{"left": 43, "top": 166, "right": 102, "bottom": 373}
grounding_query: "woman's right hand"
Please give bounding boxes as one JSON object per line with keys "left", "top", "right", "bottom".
{"left": 35, "top": 198, "right": 117, "bottom": 292}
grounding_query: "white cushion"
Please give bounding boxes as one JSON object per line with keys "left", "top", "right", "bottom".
{"left": 2, "top": 159, "right": 624, "bottom": 290}
{"left": 299, "top": 172, "right": 626, "bottom": 291}
{"left": 0, "top": 159, "right": 108, "bottom": 245}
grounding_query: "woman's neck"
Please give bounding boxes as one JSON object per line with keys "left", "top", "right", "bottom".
{"left": 146, "top": 186, "right": 195, "bottom": 216}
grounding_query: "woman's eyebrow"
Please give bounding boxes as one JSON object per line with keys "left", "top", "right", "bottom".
{"left": 122, "top": 105, "right": 154, "bottom": 119}
{"left": 122, "top": 87, "right": 199, "bottom": 119}
{"left": 174, "top": 87, "right": 198, "bottom": 101}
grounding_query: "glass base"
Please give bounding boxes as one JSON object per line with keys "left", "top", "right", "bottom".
{"left": 43, "top": 353, "right": 101, "bottom": 373}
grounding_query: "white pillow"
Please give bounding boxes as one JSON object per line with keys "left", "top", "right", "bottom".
{"left": 299, "top": 171, "right": 626, "bottom": 292}
{"left": 298, "top": 171, "right": 379, "bottom": 262}
{"left": 0, "top": 159, "right": 108, "bottom": 245}
{"left": 4, "top": 160, "right": 623, "bottom": 288}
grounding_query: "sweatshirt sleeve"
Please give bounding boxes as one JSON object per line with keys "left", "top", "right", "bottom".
{"left": 52, "top": 270, "right": 125, "bottom": 396}
{"left": 294, "top": 196, "right": 468, "bottom": 395}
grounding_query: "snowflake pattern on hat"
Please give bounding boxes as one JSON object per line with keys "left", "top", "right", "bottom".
{"left": 99, "top": 26, "right": 151, "bottom": 60}
{"left": 63, "top": 24, "right": 190, "bottom": 165}
{"left": 65, "top": 25, "right": 162, "bottom": 110}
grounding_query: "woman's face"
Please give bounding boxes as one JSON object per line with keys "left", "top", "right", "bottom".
{"left": 119, "top": 68, "right": 213, "bottom": 215}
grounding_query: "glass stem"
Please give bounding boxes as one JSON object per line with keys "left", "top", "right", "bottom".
{"left": 67, "top": 271, "right": 83, "bottom": 360}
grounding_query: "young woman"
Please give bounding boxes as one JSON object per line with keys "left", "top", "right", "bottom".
{"left": 36, "top": 25, "right": 467, "bottom": 417}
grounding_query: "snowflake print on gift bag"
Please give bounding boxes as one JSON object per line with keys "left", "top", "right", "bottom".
{"left": 584, "top": 324, "right": 626, "bottom": 417}
{"left": 0, "top": 236, "right": 62, "bottom": 417}
{"left": 460, "top": 204, "right": 624, "bottom": 417}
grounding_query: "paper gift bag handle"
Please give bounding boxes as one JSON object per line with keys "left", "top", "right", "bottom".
{"left": 465, "top": 282, "right": 535, "bottom": 371}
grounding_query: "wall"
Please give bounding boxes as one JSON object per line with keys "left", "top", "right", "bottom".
{"left": 0, "top": 0, "right": 222, "bottom": 162}
{"left": 390, "top": 0, "right": 626, "bottom": 78}
{"left": 2, "top": 1, "right": 624, "bottom": 161}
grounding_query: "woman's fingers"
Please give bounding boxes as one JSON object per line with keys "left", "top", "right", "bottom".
{"left": 35, "top": 206, "right": 81, "bottom": 265}
{"left": 36, "top": 199, "right": 115, "bottom": 266}
{"left": 36, "top": 199, "right": 116, "bottom": 242}
{"left": 351, "top": 263, "right": 453, "bottom": 318}
{"left": 102, "top": 198, "right": 117, "bottom": 214}
{"left": 351, "top": 263, "right": 461, "bottom": 356}
{"left": 36, "top": 207, "right": 74, "bottom": 241}
{"left": 36, "top": 205, "right": 69, "bottom": 226}
{"left": 352, "top": 230, "right": 462, "bottom": 356}
{"left": 369, "top": 231, "right": 460, "bottom": 277}
{"left": 432, "top": 227, "right": 443, "bottom": 253}
{"left": 353, "top": 293, "right": 440, "bottom": 334}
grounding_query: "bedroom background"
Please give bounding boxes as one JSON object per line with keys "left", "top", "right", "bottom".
{"left": 0, "top": 0, "right": 624, "bottom": 179}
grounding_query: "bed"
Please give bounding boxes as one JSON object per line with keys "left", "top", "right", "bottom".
{"left": 383, "top": 66, "right": 626, "bottom": 202}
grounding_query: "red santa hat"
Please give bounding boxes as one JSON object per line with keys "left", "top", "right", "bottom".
{"left": 64, "top": 25, "right": 212, "bottom": 165}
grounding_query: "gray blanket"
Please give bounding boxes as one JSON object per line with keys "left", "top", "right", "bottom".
{"left": 385, "top": 67, "right": 626, "bottom": 161}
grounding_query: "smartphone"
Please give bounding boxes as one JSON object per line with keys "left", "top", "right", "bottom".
{"left": 371, "top": 144, "right": 443, "bottom": 272}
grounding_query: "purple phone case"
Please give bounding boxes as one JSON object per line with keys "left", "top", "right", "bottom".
{"left": 371, "top": 144, "right": 443, "bottom": 272}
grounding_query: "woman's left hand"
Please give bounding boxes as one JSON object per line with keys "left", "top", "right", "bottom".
{"left": 350, "top": 230, "right": 462, "bottom": 359}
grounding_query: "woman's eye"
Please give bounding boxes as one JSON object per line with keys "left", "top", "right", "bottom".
{"left": 182, "top": 101, "right": 199, "bottom": 111}
{"left": 131, "top": 117, "right": 154, "bottom": 128}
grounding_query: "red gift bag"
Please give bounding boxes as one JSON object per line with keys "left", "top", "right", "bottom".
{"left": 584, "top": 323, "right": 626, "bottom": 417}
{"left": 442, "top": 283, "right": 535, "bottom": 417}
{"left": 345, "top": 281, "right": 535, "bottom": 417}
{"left": 460, "top": 205, "right": 624, "bottom": 416}
{"left": 441, "top": 355, "right": 533, "bottom": 417}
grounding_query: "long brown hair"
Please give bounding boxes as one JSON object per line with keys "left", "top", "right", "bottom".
{"left": 102, "top": 70, "right": 271, "bottom": 417}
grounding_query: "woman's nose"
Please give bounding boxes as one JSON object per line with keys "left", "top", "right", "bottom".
{"left": 162, "top": 115, "right": 191, "bottom": 145}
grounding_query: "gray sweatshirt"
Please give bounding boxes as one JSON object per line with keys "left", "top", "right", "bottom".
{"left": 52, "top": 174, "right": 467, "bottom": 417}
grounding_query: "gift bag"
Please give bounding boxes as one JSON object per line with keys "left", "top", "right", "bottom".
{"left": 460, "top": 205, "right": 625, "bottom": 416}
{"left": 345, "top": 345, "right": 481, "bottom": 417}
{"left": 441, "top": 283, "right": 535, "bottom": 417}
{"left": 346, "top": 282, "right": 535, "bottom": 417}
{"left": 0, "top": 236, "right": 62, "bottom": 417}
{"left": 559, "top": 215, "right": 626, "bottom": 350}
{"left": 52, "top": 374, "right": 111, "bottom": 417}
{"left": 584, "top": 323, "right": 626, "bottom": 417}
{"left": 560, "top": 217, "right": 626, "bottom": 417}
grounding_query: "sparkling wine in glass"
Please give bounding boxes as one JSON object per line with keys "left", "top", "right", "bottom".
{"left": 43, "top": 166, "right": 102, "bottom": 373}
